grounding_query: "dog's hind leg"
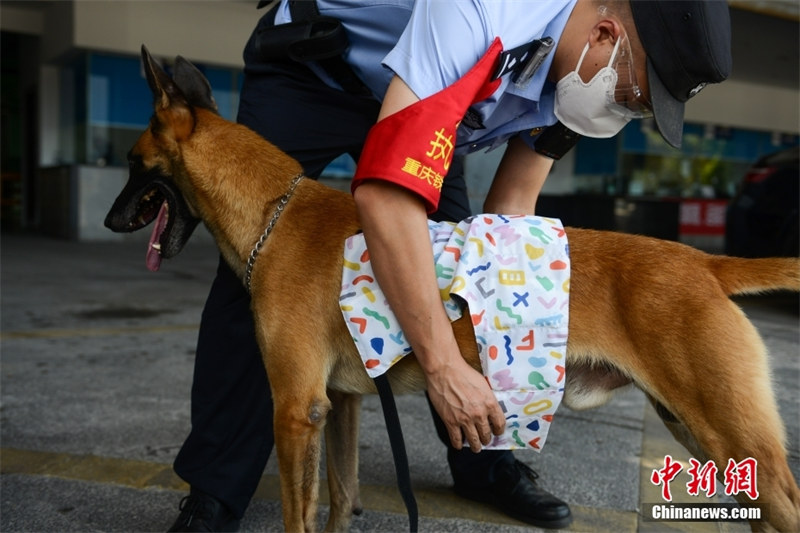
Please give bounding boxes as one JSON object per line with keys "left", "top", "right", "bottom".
{"left": 636, "top": 302, "right": 800, "bottom": 532}
{"left": 323, "top": 390, "right": 363, "bottom": 532}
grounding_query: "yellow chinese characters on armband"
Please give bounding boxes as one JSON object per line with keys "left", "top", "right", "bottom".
{"left": 399, "top": 126, "right": 456, "bottom": 193}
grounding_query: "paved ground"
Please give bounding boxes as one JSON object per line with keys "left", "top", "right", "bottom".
{"left": 1, "top": 231, "right": 797, "bottom": 532}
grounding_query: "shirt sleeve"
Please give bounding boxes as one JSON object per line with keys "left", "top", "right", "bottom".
{"left": 382, "top": 0, "right": 494, "bottom": 100}
{"left": 352, "top": 38, "right": 503, "bottom": 213}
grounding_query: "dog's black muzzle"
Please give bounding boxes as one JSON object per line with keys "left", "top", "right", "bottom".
{"left": 104, "top": 163, "right": 199, "bottom": 259}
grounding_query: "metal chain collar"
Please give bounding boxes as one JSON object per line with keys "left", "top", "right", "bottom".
{"left": 244, "top": 173, "right": 304, "bottom": 293}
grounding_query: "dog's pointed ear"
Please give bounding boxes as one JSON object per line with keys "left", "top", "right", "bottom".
{"left": 173, "top": 56, "right": 218, "bottom": 113}
{"left": 141, "top": 44, "right": 188, "bottom": 111}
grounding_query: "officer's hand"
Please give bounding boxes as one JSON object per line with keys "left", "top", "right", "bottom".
{"left": 425, "top": 353, "right": 505, "bottom": 451}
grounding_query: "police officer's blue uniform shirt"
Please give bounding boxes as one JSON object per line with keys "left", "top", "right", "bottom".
{"left": 275, "top": 0, "right": 577, "bottom": 154}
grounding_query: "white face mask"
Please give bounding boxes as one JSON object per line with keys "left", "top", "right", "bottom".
{"left": 554, "top": 38, "right": 631, "bottom": 138}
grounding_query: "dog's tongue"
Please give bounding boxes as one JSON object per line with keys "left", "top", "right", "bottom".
{"left": 146, "top": 201, "right": 168, "bottom": 272}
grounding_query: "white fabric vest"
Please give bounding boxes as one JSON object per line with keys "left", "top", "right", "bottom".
{"left": 340, "top": 215, "right": 569, "bottom": 450}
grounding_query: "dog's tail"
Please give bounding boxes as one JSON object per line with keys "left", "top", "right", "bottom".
{"left": 709, "top": 255, "right": 800, "bottom": 296}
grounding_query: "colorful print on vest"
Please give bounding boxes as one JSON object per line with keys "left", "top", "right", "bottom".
{"left": 340, "top": 214, "right": 569, "bottom": 451}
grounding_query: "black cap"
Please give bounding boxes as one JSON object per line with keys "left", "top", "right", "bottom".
{"left": 630, "top": 0, "right": 732, "bottom": 148}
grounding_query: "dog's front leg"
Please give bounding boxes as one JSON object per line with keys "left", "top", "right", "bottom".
{"left": 323, "top": 390, "right": 363, "bottom": 532}
{"left": 273, "top": 392, "right": 331, "bottom": 532}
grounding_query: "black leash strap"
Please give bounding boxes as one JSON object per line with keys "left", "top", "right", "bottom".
{"left": 374, "top": 374, "right": 418, "bottom": 532}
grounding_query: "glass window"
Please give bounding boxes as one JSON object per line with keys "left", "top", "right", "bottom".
{"left": 573, "top": 119, "right": 799, "bottom": 199}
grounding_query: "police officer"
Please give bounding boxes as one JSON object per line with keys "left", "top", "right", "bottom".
{"left": 168, "top": 1, "right": 731, "bottom": 531}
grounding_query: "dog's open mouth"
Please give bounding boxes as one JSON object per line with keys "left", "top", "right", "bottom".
{"left": 105, "top": 174, "right": 199, "bottom": 272}
{"left": 125, "top": 186, "right": 173, "bottom": 272}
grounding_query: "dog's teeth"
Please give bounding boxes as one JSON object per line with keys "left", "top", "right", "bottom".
{"left": 151, "top": 243, "right": 161, "bottom": 251}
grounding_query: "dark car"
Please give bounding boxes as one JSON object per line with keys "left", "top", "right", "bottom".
{"left": 725, "top": 146, "right": 799, "bottom": 258}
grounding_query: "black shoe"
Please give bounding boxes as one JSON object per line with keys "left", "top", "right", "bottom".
{"left": 454, "top": 460, "right": 573, "bottom": 529}
{"left": 167, "top": 489, "right": 241, "bottom": 532}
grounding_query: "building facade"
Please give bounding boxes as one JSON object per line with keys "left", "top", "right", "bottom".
{"left": 1, "top": 1, "right": 798, "bottom": 251}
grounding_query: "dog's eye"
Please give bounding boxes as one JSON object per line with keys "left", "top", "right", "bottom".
{"left": 127, "top": 154, "right": 144, "bottom": 170}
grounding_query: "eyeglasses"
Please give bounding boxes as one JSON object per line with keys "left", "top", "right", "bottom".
{"left": 608, "top": 35, "right": 653, "bottom": 119}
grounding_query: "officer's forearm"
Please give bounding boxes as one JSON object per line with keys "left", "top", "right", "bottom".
{"left": 483, "top": 136, "right": 553, "bottom": 214}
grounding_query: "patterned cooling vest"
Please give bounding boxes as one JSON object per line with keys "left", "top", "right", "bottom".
{"left": 340, "top": 215, "right": 569, "bottom": 450}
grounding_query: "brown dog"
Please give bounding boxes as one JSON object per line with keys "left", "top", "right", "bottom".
{"left": 105, "top": 47, "right": 800, "bottom": 532}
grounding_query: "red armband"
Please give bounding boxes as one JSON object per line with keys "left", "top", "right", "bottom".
{"left": 352, "top": 38, "right": 503, "bottom": 213}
